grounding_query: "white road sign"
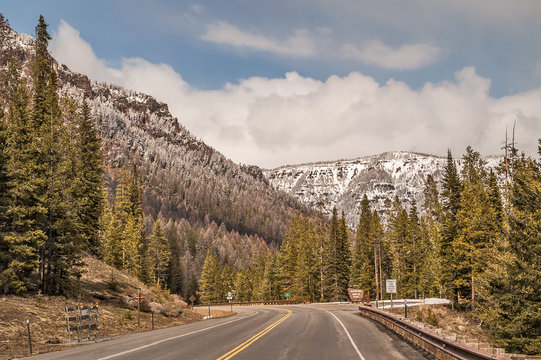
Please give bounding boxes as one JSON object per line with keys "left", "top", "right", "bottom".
{"left": 386, "top": 279, "right": 397, "bottom": 294}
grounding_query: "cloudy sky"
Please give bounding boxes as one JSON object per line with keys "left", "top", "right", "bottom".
{"left": 3, "top": 0, "right": 541, "bottom": 168}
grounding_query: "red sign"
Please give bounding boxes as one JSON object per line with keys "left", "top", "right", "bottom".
{"left": 189, "top": 295, "right": 196, "bottom": 303}
{"left": 132, "top": 293, "right": 145, "bottom": 303}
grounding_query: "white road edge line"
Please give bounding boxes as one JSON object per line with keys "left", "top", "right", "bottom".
{"left": 98, "top": 311, "right": 257, "bottom": 360}
{"left": 323, "top": 309, "right": 367, "bottom": 360}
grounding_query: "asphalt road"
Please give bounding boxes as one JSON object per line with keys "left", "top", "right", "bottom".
{"left": 23, "top": 303, "right": 432, "bottom": 360}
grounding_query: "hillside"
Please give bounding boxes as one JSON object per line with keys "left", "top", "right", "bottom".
{"left": 0, "top": 19, "right": 317, "bottom": 299}
{"left": 0, "top": 252, "right": 230, "bottom": 359}
{"left": 2, "top": 22, "right": 311, "bottom": 247}
{"left": 264, "top": 151, "right": 502, "bottom": 228}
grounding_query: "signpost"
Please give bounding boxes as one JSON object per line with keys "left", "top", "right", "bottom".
{"left": 189, "top": 295, "right": 196, "bottom": 309}
{"left": 133, "top": 289, "right": 146, "bottom": 327}
{"left": 227, "top": 292, "right": 233, "bottom": 311}
{"left": 284, "top": 292, "right": 290, "bottom": 299}
{"left": 386, "top": 279, "right": 396, "bottom": 310}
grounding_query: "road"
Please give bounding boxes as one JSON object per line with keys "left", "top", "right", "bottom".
{"left": 23, "top": 303, "right": 432, "bottom": 360}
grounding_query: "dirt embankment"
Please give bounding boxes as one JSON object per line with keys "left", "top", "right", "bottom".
{"left": 0, "top": 254, "right": 232, "bottom": 359}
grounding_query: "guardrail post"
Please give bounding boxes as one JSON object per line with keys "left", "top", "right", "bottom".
{"left": 26, "top": 319, "right": 32, "bottom": 355}
{"left": 404, "top": 299, "right": 408, "bottom": 319}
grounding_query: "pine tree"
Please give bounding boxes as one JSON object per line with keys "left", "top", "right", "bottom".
{"left": 199, "top": 250, "right": 220, "bottom": 303}
{"left": 336, "top": 212, "right": 351, "bottom": 300}
{"left": 148, "top": 220, "right": 171, "bottom": 287}
{"left": 1, "top": 75, "right": 46, "bottom": 293}
{"left": 371, "top": 211, "right": 387, "bottom": 300}
{"left": 279, "top": 216, "right": 301, "bottom": 296}
{"left": 109, "top": 166, "right": 146, "bottom": 280}
{"left": 166, "top": 222, "right": 184, "bottom": 295}
{"left": 75, "top": 100, "right": 104, "bottom": 254}
{"left": 293, "top": 217, "right": 319, "bottom": 301}
{"left": 260, "top": 253, "right": 280, "bottom": 300}
{"left": 321, "top": 208, "right": 350, "bottom": 301}
{"left": 101, "top": 206, "right": 123, "bottom": 268}
{"left": 350, "top": 195, "right": 374, "bottom": 292}
{"left": 440, "top": 149, "right": 462, "bottom": 303}
{"left": 0, "top": 110, "right": 10, "bottom": 284}
{"left": 453, "top": 146, "right": 499, "bottom": 309}
{"left": 122, "top": 214, "right": 141, "bottom": 277}
{"left": 405, "top": 201, "right": 423, "bottom": 298}
{"left": 388, "top": 201, "right": 410, "bottom": 298}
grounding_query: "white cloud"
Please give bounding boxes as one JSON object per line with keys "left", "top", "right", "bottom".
{"left": 51, "top": 21, "right": 541, "bottom": 169}
{"left": 342, "top": 40, "right": 443, "bottom": 70}
{"left": 200, "top": 21, "right": 316, "bottom": 58}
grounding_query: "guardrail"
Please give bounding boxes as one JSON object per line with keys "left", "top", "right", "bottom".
{"left": 358, "top": 305, "right": 510, "bottom": 360}
{"left": 195, "top": 299, "right": 307, "bottom": 307}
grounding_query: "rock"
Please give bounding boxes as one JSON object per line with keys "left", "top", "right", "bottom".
{"left": 149, "top": 301, "right": 164, "bottom": 314}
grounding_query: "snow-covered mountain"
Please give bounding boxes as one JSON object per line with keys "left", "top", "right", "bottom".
{"left": 264, "top": 151, "right": 502, "bottom": 229}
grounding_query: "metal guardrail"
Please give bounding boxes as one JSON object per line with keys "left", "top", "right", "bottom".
{"left": 195, "top": 299, "right": 308, "bottom": 307}
{"left": 358, "top": 306, "right": 510, "bottom": 360}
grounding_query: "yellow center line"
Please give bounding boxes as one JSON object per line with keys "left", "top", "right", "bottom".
{"left": 216, "top": 309, "right": 292, "bottom": 360}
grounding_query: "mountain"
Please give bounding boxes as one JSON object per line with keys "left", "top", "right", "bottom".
{"left": 264, "top": 151, "right": 502, "bottom": 229}
{"left": 1, "top": 20, "right": 311, "bottom": 256}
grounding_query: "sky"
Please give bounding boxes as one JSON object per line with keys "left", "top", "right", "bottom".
{"left": 2, "top": 0, "right": 541, "bottom": 168}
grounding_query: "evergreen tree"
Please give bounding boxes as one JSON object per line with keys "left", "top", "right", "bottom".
{"left": 440, "top": 149, "right": 462, "bottom": 303}
{"left": 122, "top": 214, "right": 141, "bottom": 277}
{"left": 75, "top": 100, "right": 104, "bottom": 254}
{"left": 0, "top": 111, "right": 9, "bottom": 277}
{"left": 405, "top": 201, "right": 423, "bottom": 298}
{"left": 350, "top": 195, "right": 374, "bottom": 292}
{"left": 101, "top": 206, "right": 123, "bottom": 268}
{"left": 199, "top": 250, "right": 220, "bottom": 303}
{"left": 279, "top": 216, "right": 301, "bottom": 296}
{"left": 321, "top": 208, "right": 350, "bottom": 301}
{"left": 371, "top": 211, "right": 388, "bottom": 300}
{"left": 148, "top": 220, "right": 171, "bottom": 287}
{"left": 1, "top": 75, "right": 46, "bottom": 293}
{"left": 336, "top": 212, "right": 351, "bottom": 299}
{"left": 166, "top": 222, "right": 184, "bottom": 295}
{"left": 293, "top": 217, "right": 319, "bottom": 301}
{"left": 388, "top": 201, "right": 410, "bottom": 298}
{"left": 259, "top": 253, "right": 280, "bottom": 300}
{"left": 454, "top": 146, "right": 499, "bottom": 309}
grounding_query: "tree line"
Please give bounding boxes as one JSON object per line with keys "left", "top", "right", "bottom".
{"left": 197, "top": 145, "right": 540, "bottom": 354}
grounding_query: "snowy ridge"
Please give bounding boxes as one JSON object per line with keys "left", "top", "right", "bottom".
{"left": 264, "top": 152, "right": 502, "bottom": 229}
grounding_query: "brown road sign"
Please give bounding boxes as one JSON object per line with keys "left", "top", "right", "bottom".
{"left": 189, "top": 295, "right": 196, "bottom": 303}
{"left": 348, "top": 288, "right": 368, "bottom": 302}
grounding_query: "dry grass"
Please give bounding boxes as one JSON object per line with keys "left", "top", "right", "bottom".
{"left": 388, "top": 305, "right": 490, "bottom": 344}
{"left": 0, "top": 253, "right": 219, "bottom": 360}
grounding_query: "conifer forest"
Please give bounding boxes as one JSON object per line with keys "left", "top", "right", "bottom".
{"left": 0, "top": 15, "right": 539, "bottom": 355}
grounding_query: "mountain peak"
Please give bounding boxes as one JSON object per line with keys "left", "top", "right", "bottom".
{"left": 264, "top": 151, "right": 502, "bottom": 228}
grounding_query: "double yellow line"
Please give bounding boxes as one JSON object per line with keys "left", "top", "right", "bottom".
{"left": 216, "top": 309, "right": 292, "bottom": 360}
